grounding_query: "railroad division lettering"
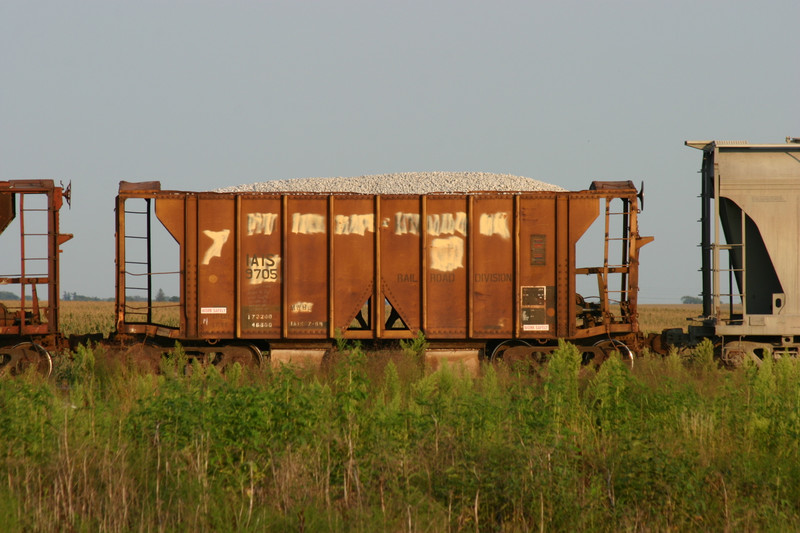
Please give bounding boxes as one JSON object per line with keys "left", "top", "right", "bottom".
{"left": 474, "top": 273, "right": 512, "bottom": 283}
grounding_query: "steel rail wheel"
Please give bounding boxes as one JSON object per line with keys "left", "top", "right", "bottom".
{"left": 591, "top": 339, "right": 634, "bottom": 368}
{"left": 489, "top": 339, "right": 533, "bottom": 361}
{"left": 0, "top": 342, "right": 53, "bottom": 377}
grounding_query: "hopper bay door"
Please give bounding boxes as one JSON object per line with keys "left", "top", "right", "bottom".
{"left": 377, "top": 196, "right": 421, "bottom": 339}
{"left": 330, "top": 196, "right": 377, "bottom": 339}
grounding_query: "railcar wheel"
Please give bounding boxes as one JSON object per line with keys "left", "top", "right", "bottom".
{"left": 591, "top": 339, "right": 634, "bottom": 368}
{"left": 210, "top": 344, "right": 263, "bottom": 371}
{"left": 0, "top": 342, "right": 52, "bottom": 377}
{"left": 721, "top": 341, "right": 765, "bottom": 368}
{"left": 489, "top": 339, "right": 533, "bottom": 361}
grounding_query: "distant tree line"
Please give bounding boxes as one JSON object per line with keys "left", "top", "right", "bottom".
{"left": 154, "top": 288, "right": 180, "bottom": 302}
{"left": 0, "top": 291, "right": 23, "bottom": 300}
{"left": 681, "top": 295, "right": 702, "bottom": 304}
{"left": 62, "top": 291, "right": 178, "bottom": 302}
{"left": 62, "top": 292, "right": 113, "bottom": 302}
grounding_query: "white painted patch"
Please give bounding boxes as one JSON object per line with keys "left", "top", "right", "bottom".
{"left": 427, "top": 212, "right": 467, "bottom": 237}
{"left": 479, "top": 212, "right": 511, "bottom": 238}
{"left": 429, "top": 236, "right": 464, "bottom": 272}
{"left": 291, "top": 213, "right": 326, "bottom": 234}
{"left": 201, "top": 307, "right": 227, "bottom": 314}
{"left": 290, "top": 302, "right": 314, "bottom": 313}
{"left": 392, "top": 212, "right": 421, "bottom": 235}
{"left": 247, "top": 213, "right": 279, "bottom": 235}
{"left": 202, "top": 229, "right": 230, "bottom": 265}
{"left": 334, "top": 214, "right": 374, "bottom": 235}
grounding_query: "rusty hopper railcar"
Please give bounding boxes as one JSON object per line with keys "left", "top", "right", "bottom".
{"left": 0, "top": 180, "right": 72, "bottom": 375}
{"left": 669, "top": 139, "right": 800, "bottom": 364}
{"left": 115, "top": 180, "right": 651, "bottom": 366}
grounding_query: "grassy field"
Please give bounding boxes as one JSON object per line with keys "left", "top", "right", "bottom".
{"left": 2, "top": 340, "right": 799, "bottom": 531}
{"left": 3, "top": 302, "right": 798, "bottom": 531}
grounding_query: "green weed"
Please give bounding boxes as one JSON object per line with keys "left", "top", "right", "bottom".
{"left": 0, "top": 340, "right": 799, "bottom": 530}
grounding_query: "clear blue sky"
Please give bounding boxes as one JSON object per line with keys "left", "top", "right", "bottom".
{"left": 2, "top": 1, "right": 797, "bottom": 301}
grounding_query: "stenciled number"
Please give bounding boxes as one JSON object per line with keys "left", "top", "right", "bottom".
{"left": 245, "top": 268, "right": 278, "bottom": 280}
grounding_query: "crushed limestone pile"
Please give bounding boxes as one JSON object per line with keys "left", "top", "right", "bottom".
{"left": 217, "top": 172, "right": 565, "bottom": 195}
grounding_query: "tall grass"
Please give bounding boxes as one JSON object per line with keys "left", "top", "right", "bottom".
{"left": 2, "top": 342, "right": 800, "bottom": 531}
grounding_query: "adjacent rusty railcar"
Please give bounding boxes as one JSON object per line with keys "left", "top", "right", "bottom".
{"left": 0, "top": 180, "right": 71, "bottom": 374}
{"left": 115, "top": 180, "right": 651, "bottom": 364}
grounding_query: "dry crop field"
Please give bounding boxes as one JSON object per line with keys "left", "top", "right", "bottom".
{"left": 51, "top": 301, "right": 701, "bottom": 337}
{"left": 638, "top": 304, "right": 702, "bottom": 333}
{"left": 2, "top": 302, "right": 799, "bottom": 530}
{"left": 4, "top": 301, "right": 701, "bottom": 338}
{"left": 0, "top": 300, "right": 178, "bottom": 337}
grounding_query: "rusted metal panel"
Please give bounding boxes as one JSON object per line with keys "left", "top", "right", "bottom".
{"left": 567, "top": 196, "right": 601, "bottom": 338}
{"left": 555, "top": 196, "right": 570, "bottom": 338}
{"left": 626, "top": 195, "right": 647, "bottom": 334}
{"left": 424, "top": 195, "right": 468, "bottom": 338}
{"left": 154, "top": 197, "right": 187, "bottom": 333}
{"left": 155, "top": 197, "right": 186, "bottom": 245}
{"left": 589, "top": 180, "right": 636, "bottom": 192}
{"left": 197, "top": 197, "right": 235, "bottom": 337}
{"left": 331, "top": 196, "right": 375, "bottom": 337}
{"left": 379, "top": 196, "right": 422, "bottom": 336}
{"left": 184, "top": 196, "right": 199, "bottom": 337}
{"left": 517, "top": 196, "right": 558, "bottom": 337}
{"left": 112, "top": 184, "right": 646, "bottom": 350}
{"left": 46, "top": 184, "right": 65, "bottom": 333}
{"left": 115, "top": 194, "right": 126, "bottom": 329}
{"left": 470, "top": 195, "right": 515, "bottom": 337}
{"left": 119, "top": 181, "right": 161, "bottom": 192}
{"left": 238, "top": 196, "right": 282, "bottom": 338}
{"left": 284, "top": 196, "right": 328, "bottom": 338}
{"left": 0, "top": 192, "right": 14, "bottom": 235}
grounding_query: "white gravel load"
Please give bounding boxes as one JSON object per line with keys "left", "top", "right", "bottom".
{"left": 216, "top": 171, "right": 565, "bottom": 195}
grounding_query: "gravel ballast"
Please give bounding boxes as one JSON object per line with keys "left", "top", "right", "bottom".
{"left": 216, "top": 172, "right": 565, "bottom": 195}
